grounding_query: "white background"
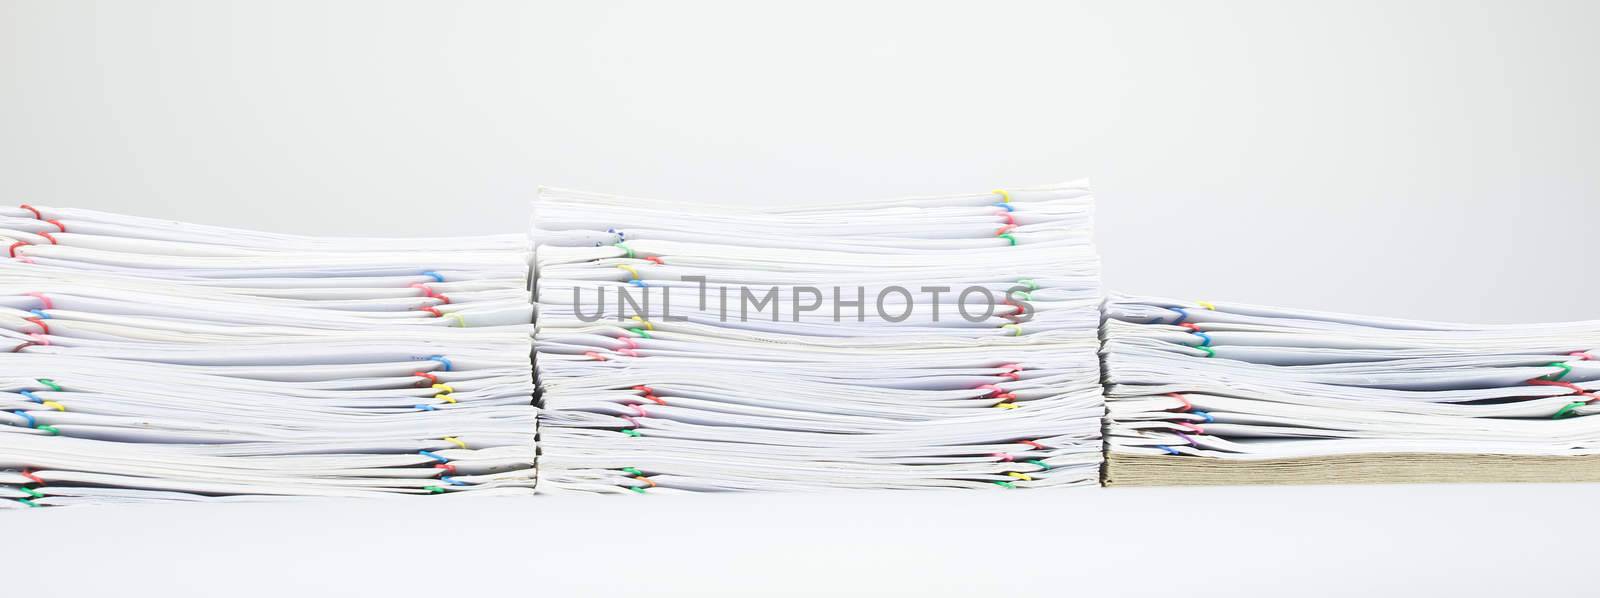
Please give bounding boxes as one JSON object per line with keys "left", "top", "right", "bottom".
{"left": 3, "top": 1, "right": 1599, "bottom": 596}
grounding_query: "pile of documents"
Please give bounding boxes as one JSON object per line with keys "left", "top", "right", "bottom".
{"left": 533, "top": 182, "right": 1105, "bottom": 492}
{"left": 1102, "top": 295, "right": 1600, "bottom": 485}
{"left": 0, "top": 205, "right": 537, "bottom": 507}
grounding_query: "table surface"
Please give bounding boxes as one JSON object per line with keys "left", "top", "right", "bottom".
{"left": 14, "top": 482, "right": 1599, "bottom": 597}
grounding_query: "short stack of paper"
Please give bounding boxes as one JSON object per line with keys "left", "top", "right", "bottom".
{"left": 0, "top": 205, "right": 537, "bottom": 507}
{"left": 1102, "top": 295, "right": 1600, "bottom": 485}
{"left": 532, "top": 182, "right": 1104, "bottom": 493}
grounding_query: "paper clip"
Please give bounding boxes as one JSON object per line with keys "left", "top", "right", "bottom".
{"left": 443, "top": 436, "right": 468, "bottom": 450}
{"left": 1157, "top": 445, "right": 1182, "bottom": 455}
{"left": 426, "top": 355, "right": 453, "bottom": 372}
{"left": 1016, "top": 279, "right": 1038, "bottom": 291}
{"left": 622, "top": 467, "right": 644, "bottom": 476}
{"left": 414, "top": 372, "right": 440, "bottom": 386}
{"left": 644, "top": 256, "right": 665, "bottom": 265}
{"left": 992, "top": 189, "right": 1011, "bottom": 203}
{"left": 1025, "top": 459, "right": 1050, "bottom": 470}
{"left": 1019, "top": 440, "right": 1046, "bottom": 450}
{"left": 994, "top": 402, "right": 1020, "bottom": 410}
{"left": 1554, "top": 402, "right": 1586, "bottom": 419}
{"left": 8, "top": 241, "right": 28, "bottom": 258}
{"left": 1171, "top": 307, "right": 1188, "bottom": 325}
{"left": 21, "top": 470, "right": 44, "bottom": 485}
{"left": 1527, "top": 379, "right": 1591, "bottom": 396}
{"left": 997, "top": 233, "right": 1017, "bottom": 246}
{"left": 1197, "top": 346, "right": 1216, "bottom": 358}
{"left": 19, "top": 204, "right": 42, "bottom": 219}
{"left": 424, "top": 486, "right": 447, "bottom": 494}
{"left": 992, "top": 481, "right": 1016, "bottom": 489}
{"left": 1197, "top": 301, "right": 1216, "bottom": 311}
{"left": 1541, "top": 362, "right": 1574, "bottom": 381}
{"left": 991, "top": 453, "right": 1015, "bottom": 462}
{"left": 19, "top": 390, "right": 42, "bottom": 403}
{"left": 423, "top": 271, "right": 444, "bottom": 283}
{"left": 1000, "top": 323, "right": 1022, "bottom": 336}
{"left": 630, "top": 316, "right": 654, "bottom": 331}
{"left": 628, "top": 327, "right": 651, "bottom": 339}
{"left": 993, "top": 202, "right": 1014, "bottom": 212}
{"left": 447, "top": 312, "right": 466, "bottom": 328}
{"left": 419, "top": 450, "right": 448, "bottom": 463}
{"left": 13, "top": 410, "right": 36, "bottom": 427}
{"left": 614, "top": 242, "right": 635, "bottom": 259}
{"left": 27, "top": 293, "right": 53, "bottom": 310}
{"left": 1006, "top": 472, "right": 1033, "bottom": 482}
{"left": 584, "top": 351, "right": 609, "bottom": 361}
{"left": 616, "top": 264, "right": 641, "bottom": 281}
{"left": 1166, "top": 392, "right": 1192, "bottom": 412}
{"left": 441, "top": 476, "right": 468, "bottom": 486}
{"left": 1193, "top": 410, "right": 1214, "bottom": 424}
{"left": 431, "top": 383, "right": 456, "bottom": 396}
{"left": 621, "top": 428, "right": 642, "bottom": 437}
{"left": 41, "top": 401, "right": 64, "bottom": 412}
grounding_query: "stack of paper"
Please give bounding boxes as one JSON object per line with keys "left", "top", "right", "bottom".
{"left": 0, "top": 205, "right": 537, "bottom": 507}
{"left": 532, "top": 182, "right": 1104, "bottom": 493}
{"left": 1102, "top": 295, "right": 1600, "bottom": 485}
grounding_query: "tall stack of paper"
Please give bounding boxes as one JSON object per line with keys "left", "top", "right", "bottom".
{"left": 532, "top": 182, "right": 1104, "bottom": 493}
{"left": 1102, "top": 295, "right": 1600, "bottom": 485}
{"left": 0, "top": 205, "right": 537, "bottom": 507}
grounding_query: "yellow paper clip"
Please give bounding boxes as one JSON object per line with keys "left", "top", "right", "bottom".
{"left": 1007, "top": 472, "right": 1033, "bottom": 482}
{"left": 42, "top": 401, "right": 65, "bottom": 412}
{"left": 630, "top": 316, "right": 654, "bottom": 331}
{"left": 992, "top": 189, "right": 1011, "bottom": 203}
{"left": 1197, "top": 301, "right": 1216, "bottom": 310}
{"left": 443, "top": 436, "right": 468, "bottom": 450}
{"left": 432, "top": 384, "right": 455, "bottom": 395}
{"left": 994, "top": 402, "right": 1021, "bottom": 410}
{"left": 1000, "top": 323, "right": 1022, "bottom": 336}
{"left": 447, "top": 312, "right": 467, "bottom": 328}
{"left": 616, "top": 264, "right": 641, "bottom": 280}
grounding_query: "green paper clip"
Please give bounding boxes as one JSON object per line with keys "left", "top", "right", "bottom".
{"left": 37, "top": 379, "right": 61, "bottom": 391}
{"left": 1542, "top": 362, "right": 1573, "bottom": 381}
{"left": 1554, "top": 402, "right": 1585, "bottom": 420}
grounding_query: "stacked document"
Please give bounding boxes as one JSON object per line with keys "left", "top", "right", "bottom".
{"left": 0, "top": 205, "right": 537, "bottom": 507}
{"left": 533, "top": 182, "right": 1104, "bottom": 493}
{"left": 1102, "top": 295, "right": 1600, "bottom": 485}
